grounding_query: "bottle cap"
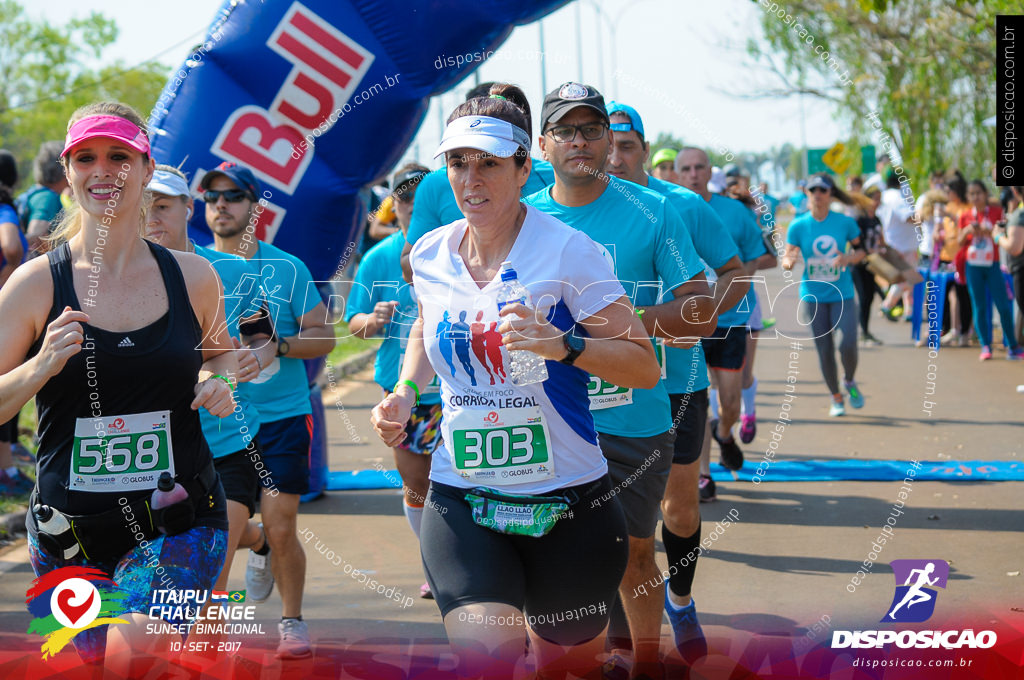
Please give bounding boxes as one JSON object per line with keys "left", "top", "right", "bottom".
{"left": 157, "top": 471, "right": 175, "bottom": 491}
{"left": 499, "top": 261, "right": 517, "bottom": 282}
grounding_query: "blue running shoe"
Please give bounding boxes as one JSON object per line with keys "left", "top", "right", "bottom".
{"left": 665, "top": 591, "right": 707, "bottom": 663}
{"left": 844, "top": 381, "right": 865, "bottom": 409}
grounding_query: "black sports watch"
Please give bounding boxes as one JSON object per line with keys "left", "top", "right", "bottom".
{"left": 276, "top": 339, "right": 291, "bottom": 357}
{"left": 560, "top": 333, "right": 585, "bottom": 366}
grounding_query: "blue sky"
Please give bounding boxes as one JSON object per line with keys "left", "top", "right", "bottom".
{"left": 28, "top": 0, "right": 845, "bottom": 176}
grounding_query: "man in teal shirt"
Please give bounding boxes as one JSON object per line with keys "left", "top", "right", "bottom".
{"left": 524, "top": 82, "right": 716, "bottom": 678}
{"left": 204, "top": 161, "right": 335, "bottom": 659}
{"left": 604, "top": 102, "right": 749, "bottom": 663}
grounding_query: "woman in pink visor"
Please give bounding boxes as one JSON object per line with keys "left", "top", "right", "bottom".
{"left": 0, "top": 101, "right": 237, "bottom": 674}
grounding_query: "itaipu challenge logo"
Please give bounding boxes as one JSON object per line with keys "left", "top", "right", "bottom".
{"left": 25, "top": 566, "right": 129, "bottom": 658}
{"left": 881, "top": 558, "right": 949, "bottom": 623}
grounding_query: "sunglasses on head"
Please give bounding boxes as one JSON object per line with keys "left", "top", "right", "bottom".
{"left": 202, "top": 189, "right": 249, "bottom": 203}
{"left": 808, "top": 186, "right": 830, "bottom": 194}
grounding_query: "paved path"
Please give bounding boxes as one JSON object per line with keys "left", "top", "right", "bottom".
{"left": 1, "top": 268, "right": 1021, "bottom": 678}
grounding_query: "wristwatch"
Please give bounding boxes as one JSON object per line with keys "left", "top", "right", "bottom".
{"left": 560, "top": 333, "right": 585, "bottom": 366}
{"left": 276, "top": 339, "right": 291, "bottom": 357}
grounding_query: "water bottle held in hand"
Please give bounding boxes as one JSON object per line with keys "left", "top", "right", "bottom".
{"left": 497, "top": 261, "right": 549, "bottom": 386}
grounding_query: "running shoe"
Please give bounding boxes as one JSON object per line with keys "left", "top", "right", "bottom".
{"left": 420, "top": 582, "right": 433, "bottom": 599}
{"left": 698, "top": 474, "right": 716, "bottom": 503}
{"left": 881, "top": 305, "right": 903, "bottom": 322}
{"left": 246, "top": 525, "right": 275, "bottom": 603}
{"left": 940, "top": 329, "right": 960, "bottom": 346}
{"left": 665, "top": 591, "right": 708, "bottom": 664}
{"left": 844, "top": 381, "right": 865, "bottom": 409}
{"left": 276, "top": 618, "right": 312, "bottom": 659}
{"left": 601, "top": 653, "right": 630, "bottom": 680}
{"left": 710, "top": 419, "right": 744, "bottom": 471}
{"left": 739, "top": 414, "right": 757, "bottom": 444}
{"left": 862, "top": 332, "right": 883, "bottom": 346}
{"left": 829, "top": 397, "right": 846, "bottom": 417}
{"left": 979, "top": 346, "right": 993, "bottom": 361}
{"left": 1008, "top": 347, "right": 1024, "bottom": 361}
{"left": 761, "top": 317, "right": 776, "bottom": 329}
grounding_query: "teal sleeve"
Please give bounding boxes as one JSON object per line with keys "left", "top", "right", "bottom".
{"left": 786, "top": 219, "right": 802, "bottom": 246}
{"left": 406, "top": 171, "right": 443, "bottom": 245}
{"left": 738, "top": 213, "right": 768, "bottom": 260}
{"left": 692, "top": 200, "right": 738, "bottom": 269}
{"left": 27, "top": 190, "right": 62, "bottom": 222}
{"left": 657, "top": 202, "right": 704, "bottom": 292}
{"left": 291, "top": 257, "right": 322, "bottom": 319}
{"left": 344, "top": 252, "right": 379, "bottom": 321}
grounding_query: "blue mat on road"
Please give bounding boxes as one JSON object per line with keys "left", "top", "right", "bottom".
{"left": 325, "top": 460, "right": 1024, "bottom": 490}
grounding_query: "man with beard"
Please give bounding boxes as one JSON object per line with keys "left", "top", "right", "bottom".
{"left": 202, "top": 162, "right": 335, "bottom": 659}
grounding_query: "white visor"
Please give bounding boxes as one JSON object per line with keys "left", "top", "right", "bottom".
{"left": 434, "top": 115, "right": 530, "bottom": 159}
{"left": 148, "top": 169, "right": 190, "bottom": 198}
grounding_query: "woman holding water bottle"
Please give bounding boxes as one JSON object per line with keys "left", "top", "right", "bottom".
{"left": 956, "top": 179, "right": 1022, "bottom": 361}
{"left": 370, "top": 85, "right": 659, "bottom": 678}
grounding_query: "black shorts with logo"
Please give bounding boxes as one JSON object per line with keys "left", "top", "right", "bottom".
{"left": 213, "top": 437, "right": 264, "bottom": 517}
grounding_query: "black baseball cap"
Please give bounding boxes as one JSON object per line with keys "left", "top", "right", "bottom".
{"left": 199, "top": 161, "right": 261, "bottom": 200}
{"left": 540, "top": 82, "right": 608, "bottom": 131}
{"left": 392, "top": 168, "right": 427, "bottom": 194}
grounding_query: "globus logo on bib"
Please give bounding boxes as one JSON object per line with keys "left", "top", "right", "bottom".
{"left": 832, "top": 559, "right": 996, "bottom": 650}
{"left": 484, "top": 411, "right": 500, "bottom": 425}
{"left": 109, "top": 418, "right": 127, "bottom": 433}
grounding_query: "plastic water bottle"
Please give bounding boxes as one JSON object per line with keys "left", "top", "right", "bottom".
{"left": 497, "top": 261, "right": 549, "bottom": 385}
{"left": 151, "top": 472, "right": 189, "bottom": 533}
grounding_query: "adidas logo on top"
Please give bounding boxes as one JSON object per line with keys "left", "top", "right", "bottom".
{"left": 118, "top": 337, "right": 134, "bottom": 348}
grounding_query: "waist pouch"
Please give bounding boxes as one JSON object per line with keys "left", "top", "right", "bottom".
{"left": 34, "top": 462, "right": 218, "bottom": 562}
{"left": 464, "top": 480, "right": 602, "bottom": 539}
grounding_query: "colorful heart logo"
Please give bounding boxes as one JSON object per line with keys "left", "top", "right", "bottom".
{"left": 49, "top": 578, "right": 101, "bottom": 629}
{"left": 56, "top": 588, "right": 94, "bottom": 627}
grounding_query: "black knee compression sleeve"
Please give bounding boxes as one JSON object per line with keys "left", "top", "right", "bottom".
{"left": 662, "top": 521, "right": 701, "bottom": 598}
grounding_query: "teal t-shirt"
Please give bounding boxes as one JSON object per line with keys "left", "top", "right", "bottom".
{"left": 193, "top": 245, "right": 263, "bottom": 458}
{"left": 524, "top": 178, "right": 705, "bottom": 437}
{"left": 708, "top": 194, "right": 767, "bottom": 327}
{"left": 240, "top": 241, "right": 322, "bottom": 422}
{"left": 647, "top": 176, "right": 739, "bottom": 395}
{"left": 25, "top": 186, "right": 63, "bottom": 224}
{"left": 344, "top": 232, "right": 440, "bottom": 404}
{"left": 786, "top": 211, "right": 861, "bottom": 302}
{"left": 406, "top": 159, "right": 555, "bottom": 245}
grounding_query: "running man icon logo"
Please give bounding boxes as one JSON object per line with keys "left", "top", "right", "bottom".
{"left": 881, "top": 559, "right": 950, "bottom": 623}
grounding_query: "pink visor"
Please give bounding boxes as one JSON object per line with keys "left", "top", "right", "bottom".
{"left": 61, "top": 115, "right": 150, "bottom": 157}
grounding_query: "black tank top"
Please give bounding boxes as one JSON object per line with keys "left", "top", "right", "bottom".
{"left": 29, "top": 241, "right": 226, "bottom": 527}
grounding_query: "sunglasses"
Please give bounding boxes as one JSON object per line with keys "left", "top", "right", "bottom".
{"left": 808, "top": 186, "right": 830, "bottom": 194}
{"left": 202, "top": 189, "right": 250, "bottom": 203}
{"left": 544, "top": 122, "right": 608, "bottom": 143}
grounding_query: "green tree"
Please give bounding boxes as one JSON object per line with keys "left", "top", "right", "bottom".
{"left": 0, "top": 0, "right": 167, "bottom": 189}
{"left": 746, "top": 0, "right": 1006, "bottom": 192}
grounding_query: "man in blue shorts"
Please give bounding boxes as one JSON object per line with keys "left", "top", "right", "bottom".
{"left": 203, "top": 162, "right": 335, "bottom": 659}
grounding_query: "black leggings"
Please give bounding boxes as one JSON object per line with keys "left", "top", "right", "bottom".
{"left": 851, "top": 264, "right": 883, "bottom": 334}
{"left": 421, "top": 476, "right": 628, "bottom": 646}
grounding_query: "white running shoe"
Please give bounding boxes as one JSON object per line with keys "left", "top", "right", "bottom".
{"left": 276, "top": 618, "right": 312, "bottom": 659}
{"left": 245, "top": 525, "right": 274, "bottom": 603}
{"left": 829, "top": 398, "right": 846, "bottom": 417}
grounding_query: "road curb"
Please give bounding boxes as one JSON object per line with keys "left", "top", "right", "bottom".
{"left": 318, "top": 347, "right": 377, "bottom": 389}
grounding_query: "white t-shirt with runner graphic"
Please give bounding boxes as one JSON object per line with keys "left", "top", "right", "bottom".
{"left": 410, "top": 205, "right": 625, "bottom": 494}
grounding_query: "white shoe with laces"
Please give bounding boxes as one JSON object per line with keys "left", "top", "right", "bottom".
{"left": 276, "top": 618, "right": 312, "bottom": 659}
{"left": 245, "top": 524, "right": 274, "bottom": 603}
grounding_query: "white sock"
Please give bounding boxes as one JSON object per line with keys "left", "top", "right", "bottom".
{"left": 403, "top": 502, "right": 424, "bottom": 540}
{"left": 5, "top": 466, "right": 18, "bottom": 477}
{"left": 709, "top": 389, "right": 719, "bottom": 420}
{"left": 741, "top": 378, "right": 757, "bottom": 416}
{"left": 666, "top": 593, "right": 693, "bottom": 611}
